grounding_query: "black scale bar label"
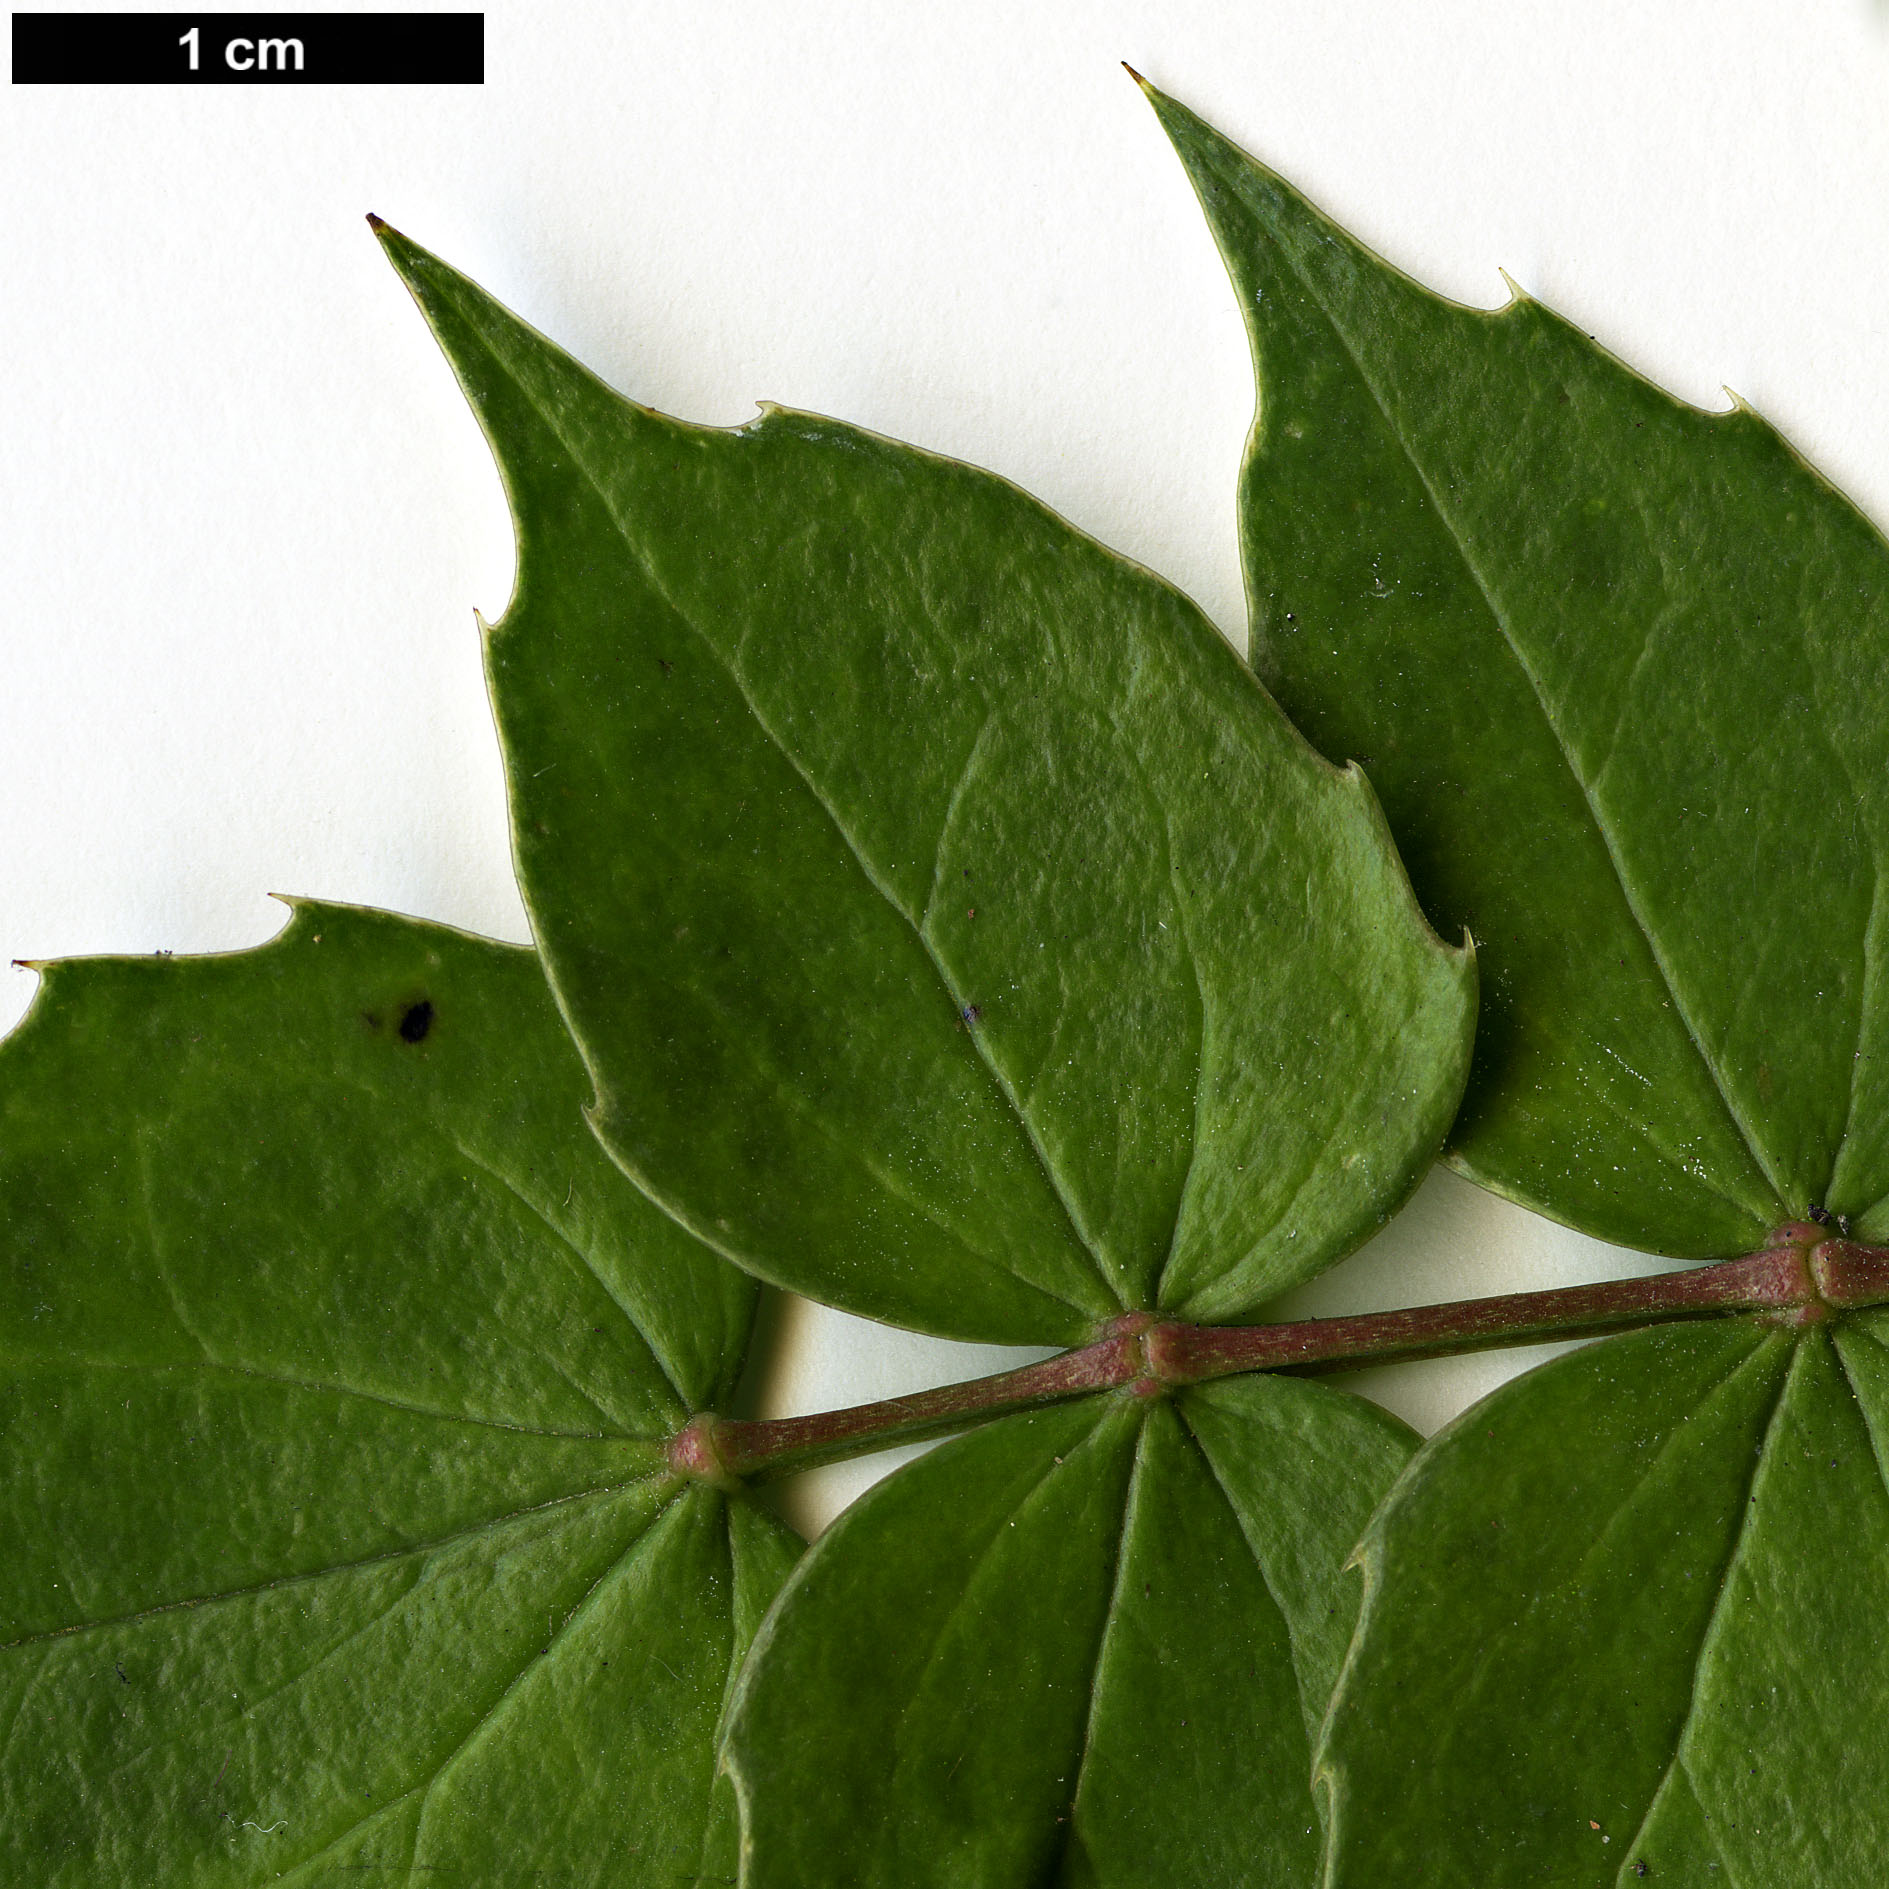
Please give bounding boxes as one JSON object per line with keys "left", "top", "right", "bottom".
{"left": 12, "top": 12, "right": 482, "bottom": 83}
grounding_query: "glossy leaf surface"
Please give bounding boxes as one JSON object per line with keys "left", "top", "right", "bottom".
{"left": 375, "top": 223, "right": 1476, "bottom": 1345}
{"left": 724, "top": 1378, "right": 1417, "bottom": 1885}
{"left": 0, "top": 904, "right": 797, "bottom": 1886}
{"left": 1320, "top": 1315, "right": 1889, "bottom": 1886}
{"left": 1151, "top": 85, "right": 1889, "bottom": 1255}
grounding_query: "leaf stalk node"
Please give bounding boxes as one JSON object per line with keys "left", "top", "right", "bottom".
{"left": 666, "top": 1412, "right": 743, "bottom": 1491}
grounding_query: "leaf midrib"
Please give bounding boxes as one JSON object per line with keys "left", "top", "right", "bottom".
{"left": 402, "top": 1489, "right": 699, "bottom": 1870}
{"left": 1318, "top": 1325, "right": 1788, "bottom": 1867}
{"left": 1039, "top": 1408, "right": 1150, "bottom": 1883}
{"left": 1260, "top": 218, "right": 1789, "bottom": 1226}
{"left": 443, "top": 1128, "right": 693, "bottom": 1416}
{"left": 1601, "top": 1321, "right": 1889, "bottom": 1877}
{"left": 270, "top": 1486, "right": 701, "bottom": 1888}
{"left": 133, "top": 1086, "right": 665, "bottom": 1439}
{"left": 1174, "top": 1396, "right": 1323, "bottom": 1742}
{"left": 0, "top": 1352, "right": 635, "bottom": 1442}
{"left": 881, "top": 1403, "right": 1125, "bottom": 1774}
{"left": 1607, "top": 1337, "right": 1798, "bottom": 1872}
{"left": 0, "top": 1471, "right": 665, "bottom": 1655}
{"left": 319, "top": 1060, "right": 697, "bottom": 1422}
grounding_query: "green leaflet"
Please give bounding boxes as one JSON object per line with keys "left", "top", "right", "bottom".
{"left": 373, "top": 222, "right": 1477, "bottom": 1346}
{"left": 723, "top": 1377, "right": 1418, "bottom": 1886}
{"left": 1319, "top": 1315, "right": 1889, "bottom": 1887}
{"left": 0, "top": 903, "right": 798, "bottom": 1886}
{"left": 1149, "top": 84, "right": 1889, "bottom": 1256}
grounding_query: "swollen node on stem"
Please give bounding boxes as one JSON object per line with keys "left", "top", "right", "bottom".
{"left": 665, "top": 1229, "right": 1889, "bottom": 1486}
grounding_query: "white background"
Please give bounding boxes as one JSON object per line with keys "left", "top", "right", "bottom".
{"left": 6, "top": 1, "right": 1888, "bottom": 1534}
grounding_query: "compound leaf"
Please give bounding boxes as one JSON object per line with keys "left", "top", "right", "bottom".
{"left": 1149, "top": 84, "right": 1889, "bottom": 1255}
{"left": 374, "top": 223, "right": 1476, "bottom": 1346}
{"left": 0, "top": 902, "right": 797, "bottom": 1886}
{"left": 1318, "top": 1314, "right": 1889, "bottom": 1887}
{"left": 723, "top": 1377, "right": 1417, "bottom": 1886}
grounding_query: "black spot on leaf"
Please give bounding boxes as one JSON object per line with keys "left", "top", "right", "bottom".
{"left": 398, "top": 1000, "right": 434, "bottom": 1044}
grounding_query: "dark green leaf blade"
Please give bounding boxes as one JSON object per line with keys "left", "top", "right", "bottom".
{"left": 2, "top": 899, "right": 753, "bottom": 1423}
{"left": 1319, "top": 1316, "right": 1889, "bottom": 1887}
{"left": 352, "top": 1483, "right": 800, "bottom": 1888}
{"left": 374, "top": 224, "right": 1476, "bottom": 1343}
{"left": 1149, "top": 84, "right": 1889, "bottom": 1253}
{"left": 723, "top": 1379, "right": 1417, "bottom": 1886}
{"left": 0, "top": 903, "right": 797, "bottom": 1885}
